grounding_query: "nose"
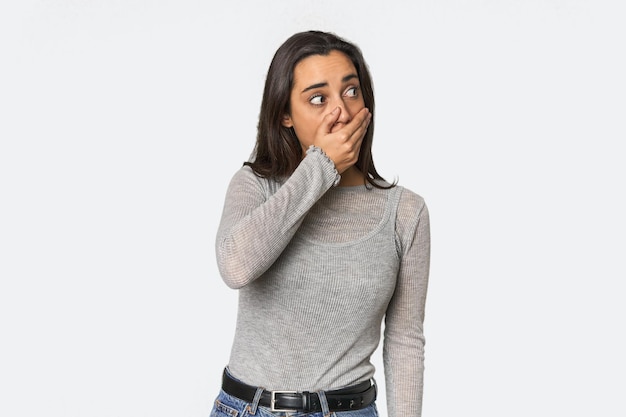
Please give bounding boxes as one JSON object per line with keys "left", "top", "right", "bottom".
{"left": 334, "top": 99, "right": 352, "bottom": 124}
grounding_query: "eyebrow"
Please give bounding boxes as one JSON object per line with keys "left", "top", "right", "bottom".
{"left": 301, "top": 73, "right": 359, "bottom": 93}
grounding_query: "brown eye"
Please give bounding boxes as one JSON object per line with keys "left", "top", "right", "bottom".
{"left": 345, "top": 87, "right": 358, "bottom": 97}
{"left": 309, "top": 94, "right": 325, "bottom": 105}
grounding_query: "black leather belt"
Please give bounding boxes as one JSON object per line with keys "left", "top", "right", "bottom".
{"left": 221, "top": 368, "right": 377, "bottom": 412}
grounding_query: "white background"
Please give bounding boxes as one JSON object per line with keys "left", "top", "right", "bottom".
{"left": 1, "top": 1, "right": 625, "bottom": 416}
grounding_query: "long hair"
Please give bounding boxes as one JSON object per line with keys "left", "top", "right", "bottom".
{"left": 245, "top": 30, "right": 395, "bottom": 189}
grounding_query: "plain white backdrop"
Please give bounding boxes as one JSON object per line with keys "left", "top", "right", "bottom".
{"left": 1, "top": 1, "right": 625, "bottom": 416}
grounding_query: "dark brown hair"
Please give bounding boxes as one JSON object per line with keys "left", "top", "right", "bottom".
{"left": 245, "top": 30, "right": 395, "bottom": 189}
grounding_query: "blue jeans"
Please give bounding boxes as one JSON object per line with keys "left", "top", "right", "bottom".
{"left": 210, "top": 389, "right": 379, "bottom": 417}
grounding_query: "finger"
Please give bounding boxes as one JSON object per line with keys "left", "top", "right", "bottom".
{"left": 320, "top": 107, "right": 342, "bottom": 134}
{"left": 342, "top": 107, "right": 370, "bottom": 138}
{"left": 353, "top": 107, "right": 370, "bottom": 125}
{"left": 347, "top": 109, "right": 372, "bottom": 142}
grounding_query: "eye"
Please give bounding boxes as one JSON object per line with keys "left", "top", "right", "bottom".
{"left": 309, "top": 94, "right": 325, "bottom": 105}
{"left": 345, "top": 86, "right": 359, "bottom": 98}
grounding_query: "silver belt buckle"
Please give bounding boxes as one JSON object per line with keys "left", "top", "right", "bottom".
{"left": 270, "top": 390, "right": 298, "bottom": 412}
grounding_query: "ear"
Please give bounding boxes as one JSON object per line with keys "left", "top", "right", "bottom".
{"left": 281, "top": 114, "right": 293, "bottom": 128}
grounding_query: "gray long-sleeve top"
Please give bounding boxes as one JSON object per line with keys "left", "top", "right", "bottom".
{"left": 215, "top": 146, "right": 431, "bottom": 417}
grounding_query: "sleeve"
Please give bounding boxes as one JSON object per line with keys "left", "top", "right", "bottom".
{"left": 215, "top": 146, "right": 340, "bottom": 289}
{"left": 383, "top": 191, "right": 431, "bottom": 417}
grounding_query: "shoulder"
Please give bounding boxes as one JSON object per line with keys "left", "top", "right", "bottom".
{"left": 226, "top": 165, "right": 283, "bottom": 197}
{"left": 395, "top": 185, "right": 429, "bottom": 240}
{"left": 229, "top": 164, "right": 274, "bottom": 187}
{"left": 396, "top": 186, "right": 428, "bottom": 217}
{"left": 230, "top": 164, "right": 260, "bottom": 182}
{"left": 365, "top": 181, "right": 428, "bottom": 223}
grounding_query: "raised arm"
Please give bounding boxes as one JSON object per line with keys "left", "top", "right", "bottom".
{"left": 215, "top": 147, "right": 338, "bottom": 289}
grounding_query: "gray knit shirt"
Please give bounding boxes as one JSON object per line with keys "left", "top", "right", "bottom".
{"left": 215, "top": 146, "right": 430, "bottom": 417}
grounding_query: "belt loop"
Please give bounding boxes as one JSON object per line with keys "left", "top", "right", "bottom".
{"left": 302, "top": 391, "right": 311, "bottom": 412}
{"left": 246, "top": 387, "right": 264, "bottom": 415}
{"left": 371, "top": 377, "right": 378, "bottom": 400}
{"left": 317, "top": 390, "right": 332, "bottom": 417}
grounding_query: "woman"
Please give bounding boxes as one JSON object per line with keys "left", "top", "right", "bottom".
{"left": 211, "top": 30, "right": 430, "bottom": 417}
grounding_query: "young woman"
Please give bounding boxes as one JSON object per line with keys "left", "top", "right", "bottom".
{"left": 211, "top": 30, "right": 431, "bottom": 417}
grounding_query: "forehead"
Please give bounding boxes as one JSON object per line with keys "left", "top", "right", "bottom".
{"left": 292, "top": 50, "right": 357, "bottom": 86}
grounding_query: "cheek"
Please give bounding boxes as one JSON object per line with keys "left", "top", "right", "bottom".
{"left": 292, "top": 119, "right": 318, "bottom": 142}
{"left": 291, "top": 115, "right": 323, "bottom": 148}
{"left": 292, "top": 109, "right": 322, "bottom": 133}
{"left": 350, "top": 97, "right": 366, "bottom": 112}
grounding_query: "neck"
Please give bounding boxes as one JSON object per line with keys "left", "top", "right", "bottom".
{"left": 338, "top": 167, "right": 365, "bottom": 187}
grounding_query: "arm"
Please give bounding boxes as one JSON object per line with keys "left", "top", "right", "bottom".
{"left": 215, "top": 147, "right": 337, "bottom": 289}
{"left": 216, "top": 106, "right": 371, "bottom": 289}
{"left": 383, "top": 192, "right": 431, "bottom": 417}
